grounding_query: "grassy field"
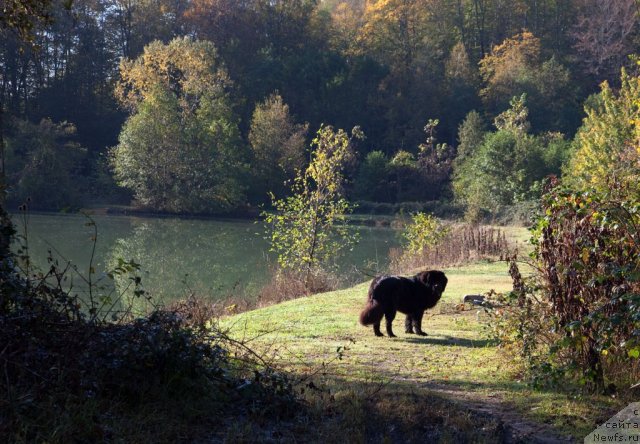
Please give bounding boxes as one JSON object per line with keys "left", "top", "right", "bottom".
{"left": 221, "top": 258, "right": 624, "bottom": 442}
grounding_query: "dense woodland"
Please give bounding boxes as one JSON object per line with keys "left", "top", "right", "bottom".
{"left": 2, "top": 0, "right": 639, "bottom": 214}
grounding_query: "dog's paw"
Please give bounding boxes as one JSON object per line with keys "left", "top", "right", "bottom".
{"left": 417, "top": 331, "right": 428, "bottom": 336}
{"left": 375, "top": 332, "right": 384, "bottom": 337}
{"left": 405, "top": 330, "right": 415, "bottom": 334}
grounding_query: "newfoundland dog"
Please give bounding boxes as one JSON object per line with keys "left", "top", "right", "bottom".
{"left": 359, "top": 270, "right": 448, "bottom": 337}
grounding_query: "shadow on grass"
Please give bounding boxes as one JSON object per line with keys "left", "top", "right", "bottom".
{"left": 401, "top": 334, "right": 495, "bottom": 348}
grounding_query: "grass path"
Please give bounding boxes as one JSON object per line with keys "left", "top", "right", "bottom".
{"left": 221, "top": 260, "right": 622, "bottom": 442}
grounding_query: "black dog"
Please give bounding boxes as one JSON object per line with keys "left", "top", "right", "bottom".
{"left": 359, "top": 270, "right": 448, "bottom": 337}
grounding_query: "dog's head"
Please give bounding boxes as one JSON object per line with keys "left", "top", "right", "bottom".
{"left": 416, "top": 270, "right": 448, "bottom": 299}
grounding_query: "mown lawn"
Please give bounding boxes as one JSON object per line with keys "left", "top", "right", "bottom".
{"left": 221, "top": 259, "right": 623, "bottom": 441}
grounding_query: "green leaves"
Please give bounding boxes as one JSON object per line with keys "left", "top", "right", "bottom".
{"left": 452, "top": 100, "right": 570, "bottom": 220}
{"left": 111, "top": 39, "right": 245, "bottom": 214}
{"left": 264, "top": 126, "right": 360, "bottom": 281}
{"left": 402, "top": 213, "right": 449, "bottom": 254}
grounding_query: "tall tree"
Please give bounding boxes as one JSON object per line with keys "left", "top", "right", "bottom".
{"left": 480, "top": 31, "right": 575, "bottom": 132}
{"left": 453, "top": 95, "right": 568, "bottom": 219}
{"left": 572, "top": 0, "right": 638, "bottom": 82}
{"left": 566, "top": 69, "right": 640, "bottom": 195}
{"left": 111, "top": 38, "right": 245, "bottom": 213}
{"left": 249, "top": 94, "right": 308, "bottom": 201}
{"left": 0, "top": 0, "right": 60, "bottom": 257}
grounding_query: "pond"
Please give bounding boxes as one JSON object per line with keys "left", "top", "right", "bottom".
{"left": 12, "top": 212, "right": 401, "bottom": 306}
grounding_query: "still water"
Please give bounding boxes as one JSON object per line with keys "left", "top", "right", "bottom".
{"left": 13, "top": 212, "right": 400, "bottom": 304}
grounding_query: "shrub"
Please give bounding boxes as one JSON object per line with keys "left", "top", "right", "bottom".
{"left": 264, "top": 126, "right": 361, "bottom": 286}
{"left": 0, "top": 208, "right": 300, "bottom": 442}
{"left": 402, "top": 213, "right": 450, "bottom": 254}
{"left": 487, "top": 180, "right": 640, "bottom": 392}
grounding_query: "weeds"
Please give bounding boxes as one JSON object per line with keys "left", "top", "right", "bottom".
{"left": 0, "top": 205, "right": 302, "bottom": 442}
{"left": 390, "top": 223, "right": 511, "bottom": 272}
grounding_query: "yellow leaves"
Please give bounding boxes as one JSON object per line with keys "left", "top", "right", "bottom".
{"left": 566, "top": 69, "right": 640, "bottom": 194}
{"left": 359, "top": 0, "right": 432, "bottom": 64}
{"left": 402, "top": 212, "right": 449, "bottom": 254}
{"left": 479, "top": 31, "right": 542, "bottom": 104}
{"left": 116, "top": 37, "right": 229, "bottom": 111}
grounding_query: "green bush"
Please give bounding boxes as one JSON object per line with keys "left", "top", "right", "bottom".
{"left": 402, "top": 213, "right": 450, "bottom": 254}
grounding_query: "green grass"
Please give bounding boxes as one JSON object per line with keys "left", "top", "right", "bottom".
{"left": 222, "top": 258, "right": 624, "bottom": 440}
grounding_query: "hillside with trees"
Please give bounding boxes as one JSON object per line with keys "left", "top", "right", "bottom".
{"left": 1, "top": 0, "right": 638, "bottom": 213}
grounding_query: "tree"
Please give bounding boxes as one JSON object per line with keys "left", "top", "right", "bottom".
{"left": 354, "top": 150, "right": 392, "bottom": 201}
{"left": 248, "top": 94, "right": 308, "bottom": 201}
{"left": 479, "top": 31, "right": 575, "bottom": 132}
{"left": 417, "top": 119, "right": 455, "bottom": 200}
{"left": 442, "top": 41, "right": 481, "bottom": 140}
{"left": 264, "top": 126, "right": 362, "bottom": 284}
{"left": 111, "top": 38, "right": 245, "bottom": 213}
{"left": 453, "top": 96, "right": 568, "bottom": 219}
{"left": 0, "top": 0, "right": 62, "bottom": 258}
{"left": 357, "top": 0, "right": 451, "bottom": 148}
{"left": 388, "top": 150, "right": 421, "bottom": 202}
{"left": 0, "top": 0, "right": 55, "bottom": 40}
{"left": 358, "top": 0, "right": 432, "bottom": 70}
{"left": 572, "top": 0, "right": 638, "bottom": 82}
{"left": 6, "top": 118, "right": 87, "bottom": 209}
{"left": 455, "top": 110, "right": 486, "bottom": 162}
{"left": 566, "top": 69, "right": 640, "bottom": 195}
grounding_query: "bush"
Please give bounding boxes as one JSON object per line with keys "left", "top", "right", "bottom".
{"left": 0, "top": 208, "right": 300, "bottom": 442}
{"left": 402, "top": 213, "right": 450, "bottom": 254}
{"left": 487, "top": 180, "right": 640, "bottom": 392}
{"left": 264, "top": 126, "right": 361, "bottom": 287}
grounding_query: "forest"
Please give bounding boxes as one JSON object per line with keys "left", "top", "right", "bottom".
{"left": 2, "top": 0, "right": 638, "bottom": 216}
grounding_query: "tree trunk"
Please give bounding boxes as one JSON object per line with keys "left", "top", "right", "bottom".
{"left": 0, "top": 101, "right": 13, "bottom": 261}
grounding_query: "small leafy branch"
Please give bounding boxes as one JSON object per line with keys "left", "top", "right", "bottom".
{"left": 264, "top": 125, "right": 363, "bottom": 286}
{"left": 402, "top": 212, "right": 450, "bottom": 255}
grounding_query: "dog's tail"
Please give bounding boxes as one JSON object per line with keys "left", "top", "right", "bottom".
{"left": 359, "top": 277, "right": 385, "bottom": 325}
{"left": 359, "top": 300, "right": 384, "bottom": 325}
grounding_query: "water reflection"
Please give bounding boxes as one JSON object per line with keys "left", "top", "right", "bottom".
{"left": 15, "top": 212, "right": 399, "bottom": 305}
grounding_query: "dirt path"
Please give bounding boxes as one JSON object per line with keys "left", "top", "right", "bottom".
{"left": 417, "top": 380, "right": 577, "bottom": 443}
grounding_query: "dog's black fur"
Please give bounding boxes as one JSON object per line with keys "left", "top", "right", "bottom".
{"left": 359, "top": 270, "right": 448, "bottom": 337}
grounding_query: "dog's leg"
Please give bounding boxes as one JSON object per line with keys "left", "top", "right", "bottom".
{"left": 384, "top": 310, "right": 397, "bottom": 337}
{"left": 413, "top": 311, "right": 428, "bottom": 336}
{"left": 405, "top": 315, "right": 415, "bottom": 334}
{"left": 373, "top": 321, "right": 384, "bottom": 337}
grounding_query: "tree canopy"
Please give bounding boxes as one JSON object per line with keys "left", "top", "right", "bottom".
{"left": 110, "top": 38, "right": 245, "bottom": 213}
